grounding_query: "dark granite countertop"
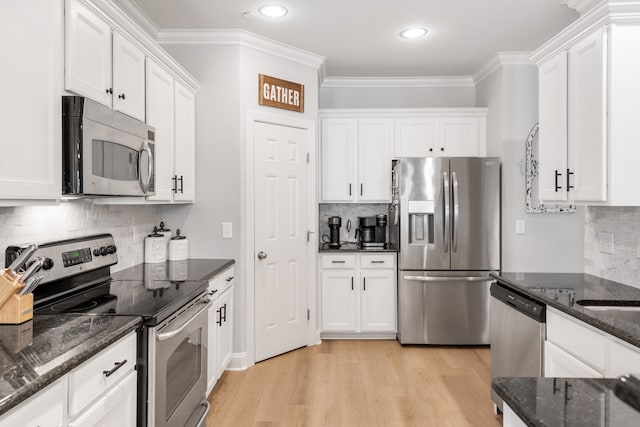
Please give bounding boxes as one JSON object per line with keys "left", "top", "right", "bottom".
{"left": 492, "top": 377, "right": 640, "bottom": 427}
{"left": 112, "top": 258, "right": 235, "bottom": 283}
{"left": 319, "top": 243, "right": 398, "bottom": 253}
{"left": 491, "top": 272, "right": 640, "bottom": 348}
{"left": 0, "top": 314, "right": 141, "bottom": 416}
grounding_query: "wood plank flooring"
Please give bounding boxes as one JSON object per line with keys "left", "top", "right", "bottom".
{"left": 206, "top": 340, "right": 502, "bottom": 427}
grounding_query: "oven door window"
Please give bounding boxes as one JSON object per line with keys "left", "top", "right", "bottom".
{"left": 165, "top": 329, "right": 202, "bottom": 420}
{"left": 92, "top": 139, "right": 139, "bottom": 181}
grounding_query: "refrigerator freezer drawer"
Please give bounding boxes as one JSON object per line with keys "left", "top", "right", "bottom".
{"left": 398, "top": 272, "right": 494, "bottom": 345}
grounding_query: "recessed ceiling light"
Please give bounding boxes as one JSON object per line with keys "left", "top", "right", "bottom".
{"left": 258, "top": 4, "right": 288, "bottom": 18}
{"left": 400, "top": 27, "right": 428, "bottom": 39}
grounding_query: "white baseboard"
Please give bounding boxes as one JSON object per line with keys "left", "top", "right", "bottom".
{"left": 227, "top": 352, "right": 252, "bottom": 371}
{"left": 312, "top": 329, "right": 321, "bottom": 345}
{"left": 320, "top": 332, "right": 398, "bottom": 340}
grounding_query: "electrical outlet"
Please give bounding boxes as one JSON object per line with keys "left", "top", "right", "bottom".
{"left": 516, "top": 220, "right": 526, "bottom": 235}
{"left": 598, "top": 232, "right": 614, "bottom": 255}
{"left": 222, "top": 222, "right": 233, "bottom": 239}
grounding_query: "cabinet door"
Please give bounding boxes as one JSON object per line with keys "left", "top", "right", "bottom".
{"left": 0, "top": 0, "right": 62, "bottom": 201}
{"left": 65, "top": 0, "right": 112, "bottom": 107}
{"left": 112, "top": 32, "right": 146, "bottom": 121}
{"left": 173, "top": 81, "right": 196, "bottom": 202}
{"left": 394, "top": 118, "right": 436, "bottom": 157}
{"left": 568, "top": 28, "right": 607, "bottom": 202}
{"left": 216, "top": 286, "right": 234, "bottom": 376}
{"left": 0, "top": 378, "right": 65, "bottom": 427}
{"left": 358, "top": 119, "right": 392, "bottom": 201}
{"left": 544, "top": 341, "right": 603, "bottom": 378}
{"left": 146, "top": 59, "right": 175, "bottom": 202}
{"left": 360, "top": 270, "right": 396, "bottom": 332}
{"left": 321, "top": 119, "right": 357, "bottom": 201}
{"left": 321, "top": 270, "right": 358, "bottom": 331}
{"left": 68, "top": 371, "right": 137, "bottom": 427}
{"left": 437, "top": 117, "right": 479, "bottom": 157}
{"left": 538, "top": 52, "right": 569, "bottom": 201}
{"left": 608, "top": 340, "right": 640, "bottom": 377}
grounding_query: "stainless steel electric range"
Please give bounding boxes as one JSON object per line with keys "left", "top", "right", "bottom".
{"left": 6, "top": 234, "right": 211, "bottom": 427}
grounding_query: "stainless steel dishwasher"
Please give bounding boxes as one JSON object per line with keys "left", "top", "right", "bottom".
{"left": 490, "top": 281, "right": 546, "bottom": 412}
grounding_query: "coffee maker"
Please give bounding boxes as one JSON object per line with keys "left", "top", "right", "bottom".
{"left": 328, "top": 216, "right": 342, "bottom": 248}
{"left": 356, "top": 215, "right": 387, "bottom": 248}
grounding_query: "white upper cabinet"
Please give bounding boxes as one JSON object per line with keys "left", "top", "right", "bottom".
{"left": 321, "top": 118, "right": 357, "bottom": 202}
{"left": 173, "top": 81, "right": 196, "bottom": 202}
{"left": 533, "top": 6, "right": 640, "bottom": 205}
{"left": 112, "top": 32, "right": 146, "bottom": 121}
{"left": 145, "top": 59, "right": 175, "bottom": 201}
{"left": 394, "top": 118, "right": 436, "bottom": 157}
{"left": 0, "top": 0, "right": 62, "bottom": 203}
{"left": 357, "top": 119, "right": 392, "bottom": 201}
{"left": 65, "top": 0, "right": 112, "bottom": 107}
{"left": 65, "top": 0, "right": 146, "bottom": 121}
{"left": 437, "top": 117, "right": 480, "bottom": 157}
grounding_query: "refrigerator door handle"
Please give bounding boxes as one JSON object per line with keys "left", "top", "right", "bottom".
{"left": 443, "top": 171, "right": 450, "bottom": 253}
{"left": 403, "top": 276, "right": 495, "bottom": 282}
{"left": 452, "top": 172, "right": 460, "bottom": 253}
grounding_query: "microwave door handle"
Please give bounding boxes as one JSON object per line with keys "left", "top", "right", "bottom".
{"left": 139, "top": 141, "right": 153, "bottom": 193}
{"left": 443, "top": 171, "right": 450, "bottom": 253}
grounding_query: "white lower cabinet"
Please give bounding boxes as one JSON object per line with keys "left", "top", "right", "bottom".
{"left": 502, "top": 403, "right": 527, "bottom": 427}
{"left": 321, "top": 253, "right": 396, "bottom": 336}
{"left": 545, "top": 306, "right": 640, "bottom": 378}
{"left": 207, "top": 265, "right": 235, "bottom": 395}
{"left": 0, "top": 332, "right": 137, "bottom": 427}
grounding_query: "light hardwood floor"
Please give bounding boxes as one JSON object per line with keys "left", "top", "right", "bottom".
{"left": 206, "top": 340, "right": 502, "bottom": 427}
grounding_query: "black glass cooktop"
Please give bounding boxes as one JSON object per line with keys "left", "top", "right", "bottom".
{"left": 35, "top": 279, "right": 208, "bottom": 326}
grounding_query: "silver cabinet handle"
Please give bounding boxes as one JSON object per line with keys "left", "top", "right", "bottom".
{"left": 452, "top": 171, "right": 459, "bottom": 253}
{"left": 257, "top": 251, "right": 268, "bottom": 260}
{"left": 331, "top": 260, "right": 346, "bottom": 264}
{"left": 403, "top": 276, "right": 495, "bottom": 282}
{"left": 370, "top": 260, "right": 385, "bottom": 264}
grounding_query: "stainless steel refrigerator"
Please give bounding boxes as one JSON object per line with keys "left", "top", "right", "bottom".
{"left": 390, "top": 157, "right": 500, "bottom": 345}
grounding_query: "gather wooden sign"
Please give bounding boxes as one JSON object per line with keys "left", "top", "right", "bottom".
{"left": 258, "top": 74, "right": 304, "bottom": 113}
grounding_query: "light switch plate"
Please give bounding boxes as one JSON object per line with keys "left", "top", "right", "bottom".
{"left": 516, "top": 220, "right": 526, "bottom": 235}
{"left": 598, "top": 232, "right": 614, "bottom": 254}
{"left": 222, "top": 222, "right": 232, "bottom": 239}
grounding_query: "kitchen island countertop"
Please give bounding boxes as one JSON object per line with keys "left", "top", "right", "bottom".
{"left": 0, "top": 314, "right": 142, "bottom": 417}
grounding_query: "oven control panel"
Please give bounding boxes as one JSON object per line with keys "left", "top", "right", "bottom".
{"left": 5, "top": 234, "right": 118, "bottom": 285}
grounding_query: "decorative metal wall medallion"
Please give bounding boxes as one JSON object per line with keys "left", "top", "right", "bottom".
{"left": 524, "top": 123, "right": 576, "bottom": 214}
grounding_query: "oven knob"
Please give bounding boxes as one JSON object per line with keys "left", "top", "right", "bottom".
{"left": 93, "top": 249, "right": 101, "bottom": 257}
{"left": 42, "top": 258, "right": 54, "bottom": 270}
{"left": 100, "top": 246, "right": 109, "bottom": 256}
{"left": 107, "top": 245, "right": 117, "bottom": 255}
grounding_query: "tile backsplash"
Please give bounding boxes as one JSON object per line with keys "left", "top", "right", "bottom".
{"left": 319, "top": 203, "right": 390, "bottom": 246}
{"left": 585, "top": 206, "right": 640, "bottom": 289}
{"left": 0, "top": 201, "right": 159, "bottom": 272}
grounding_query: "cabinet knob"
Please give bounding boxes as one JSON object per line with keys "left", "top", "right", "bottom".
{"left": 429, "top": 148, "right": 433, "bottom": 152}
{"left": 440, "top": 147, "right": 444, "bottom": 152}
{"left": 105, "top": 88, "right": 113, "bottom": 94}
{"left": 118, "top": 93, "right": 126, "bottom": 100}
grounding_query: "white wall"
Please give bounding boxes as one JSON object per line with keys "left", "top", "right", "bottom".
{"left": 320, "top": 85, "right": 475, "bottom": 108}
{"left": 0, "top": 202, "right": 158, "bottom": 272}
{"left": 158, "top": 43, "right": 319, "bottom": 361}
{"left": 476, "top": 63, "right": 584, "bottom": 272}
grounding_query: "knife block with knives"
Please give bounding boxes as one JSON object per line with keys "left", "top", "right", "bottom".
{"left": 0, "top": 244, "right": 42, "bottom": 324}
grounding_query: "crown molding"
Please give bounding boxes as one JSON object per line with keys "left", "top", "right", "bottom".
{"left": 320, "top": 76, "right": 475, "bottom": 88}
{"left": 472, "top": 52, "right": 533, "bottom": 85}
{"left": 113, "top": 0, "right": 160, "bottom": 38}
{"left": 563, "top": 0, "right": 604, "bottom": 15}
{"left": 157, "top": 29, "right": 326, "bottom": 70}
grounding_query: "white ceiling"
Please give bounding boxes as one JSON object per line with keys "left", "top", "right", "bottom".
{"left": 131, "top": 0, "right": 578, "bottom": 77}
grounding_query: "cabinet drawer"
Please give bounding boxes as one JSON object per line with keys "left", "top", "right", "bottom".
{"left": 360, "top": 254, "right": 395, "bottom": 269}
{"left": 321, "top": 255, "right": 356, "bottom": 269}
{"left": 0, "top": 378, "right": 65, "bottom": 427}
{"left": 209, "top": 265, "right": 235, "bottom": 296}
{"left": 547, "top": 308, "right": 606, "bottom": 370}
{"left": 68, "top": 332, "right": 137, "bottom": 416}
{"left": 609, "top": 339, "right": 640, "bottom": 377}
{"left": 544, "top": 341, "right": 603, "bottom": 378}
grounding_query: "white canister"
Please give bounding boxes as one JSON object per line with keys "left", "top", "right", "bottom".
{"left": 168, "top": 229, "right": 189, "bottom": 261}
{"left": 144, "top": 228, "right": 167, "bottom": 263}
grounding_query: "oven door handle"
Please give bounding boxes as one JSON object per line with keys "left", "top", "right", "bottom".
{"left": 156, "top": 299, "right": 212, "bottom": 342}
{"left": 194, "top": 399, "right": 211, "bottom": 427}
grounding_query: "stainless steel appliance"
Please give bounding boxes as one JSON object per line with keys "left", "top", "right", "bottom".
{"left": 391, "top": 157, "right": 500, "bottom": 344}
{"left": 356, "top": 215, "right": 387, "bottom": 248}
{"left": 6, "top": 235, "right": 210, "bottom": 427}
{"left": 490, "top": 281, "right": 545, "bottom": 411}
{"left": 328, "top": 216, "right": 342, "bottom": 248}
{"left": 62, "top": 96, "right": 155, "bottom": 197}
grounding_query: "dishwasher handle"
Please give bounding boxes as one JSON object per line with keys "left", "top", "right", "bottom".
{"left": 490, "top": 282, "right": 546, "bottom": 323}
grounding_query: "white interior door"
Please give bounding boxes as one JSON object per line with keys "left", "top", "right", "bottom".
{"left": 254, "top": 121, "right": 309, "bottom": 362}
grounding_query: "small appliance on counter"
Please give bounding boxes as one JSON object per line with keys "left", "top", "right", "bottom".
{"left": 145, "top": 227, "right": 167, "bottom": 263}
{"left": 327, "top": 216, "right": 342, "bottom": 248}
{"left": 168, "top": 229, "right": 189, "bottom": 261}
{"left": 356, "top": 215, "right": 387, "bottom": 248}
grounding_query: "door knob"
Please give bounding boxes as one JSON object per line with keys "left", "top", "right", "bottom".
{"left": 257, "top": 251, "right": 268, "bottom": 260}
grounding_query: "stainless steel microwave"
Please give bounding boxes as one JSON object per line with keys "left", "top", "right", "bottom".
{"left": 62, "top": 96, "right": 155, "bottom": 197}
